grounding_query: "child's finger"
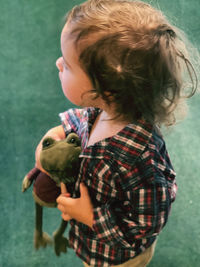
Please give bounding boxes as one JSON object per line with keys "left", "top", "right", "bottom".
{"left": 63, "top": 193, "right": 71, "bottom": 197}
{"left": 60, "top": 182, "right": 68, "bottom": 194}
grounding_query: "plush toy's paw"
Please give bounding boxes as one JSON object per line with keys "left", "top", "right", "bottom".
{"left": 34, "top": 230, "right": 53, "bottom": 250}
{"left": 53, "top": 231, "right": 69, "bottom": 256}
{"left": 22, "top": 176, "right": 32, "bottom": 192}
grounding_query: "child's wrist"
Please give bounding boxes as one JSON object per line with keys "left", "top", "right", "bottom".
{"left": 47, "top": 125, "right": 66, "bottom": 140}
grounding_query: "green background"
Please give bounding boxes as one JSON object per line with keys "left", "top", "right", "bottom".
{"left": 0, "top": 0, "right": 199, "bottom": 266}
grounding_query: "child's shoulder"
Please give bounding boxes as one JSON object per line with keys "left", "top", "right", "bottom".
{"left": 107, "top": 121, "right": 173, "bottom": 188}
{"left": 107, "top": 120, "right": 169, "bottom": 172}
{"left": 106, "top": 120, "right": 156, "bottom": 163}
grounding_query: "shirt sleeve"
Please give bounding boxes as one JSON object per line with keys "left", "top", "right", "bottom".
{"left": 59, "top": 108, "right": 85, "bottom": 135}
{"left": 92, "top": 156, "right": 176, "bottom": 248}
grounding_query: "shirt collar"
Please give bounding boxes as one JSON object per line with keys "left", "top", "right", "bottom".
{"left": 80, "top": 119, "right": 153, "bottom": 160}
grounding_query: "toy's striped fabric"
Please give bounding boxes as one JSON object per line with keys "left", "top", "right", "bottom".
{"left": 59, "top": 108, "right": 177, "bottom": 267}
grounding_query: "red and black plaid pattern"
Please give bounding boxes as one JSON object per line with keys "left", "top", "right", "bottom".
{"left": 59, "top": 108, "right": 177, "bottom": 266}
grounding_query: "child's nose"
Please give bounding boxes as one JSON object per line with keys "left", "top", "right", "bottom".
{"left": 56, "top": 57, "right": 64, "bottom": 72}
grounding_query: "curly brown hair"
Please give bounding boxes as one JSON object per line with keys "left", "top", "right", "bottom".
{"left": 65, "top": 0, "right": 198, "bottom": 126}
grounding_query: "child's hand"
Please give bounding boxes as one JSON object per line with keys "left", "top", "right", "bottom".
{"left": 57, "top": 183, "right": 94, "bottom": 228}
{"left": 35, "top": 125, "right": 66, "bottom": 174}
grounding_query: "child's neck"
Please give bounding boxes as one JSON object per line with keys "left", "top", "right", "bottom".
{"left": 87, "top": 110, "right": 129, "bottom": 147}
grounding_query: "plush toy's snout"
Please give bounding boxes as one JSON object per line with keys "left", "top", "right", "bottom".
{"left": 40, "top": 133, "right": 81, "bottom": 184}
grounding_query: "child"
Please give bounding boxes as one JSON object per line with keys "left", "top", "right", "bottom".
{"left": 35, "top": 0, "right": 198, "bottom": 266}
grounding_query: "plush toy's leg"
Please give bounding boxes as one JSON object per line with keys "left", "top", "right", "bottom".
{"left": 53, "top": 219, "right": 69, "bottom": 256}
{"left": 34, "top": 202, "right": 53, "bottom": 249}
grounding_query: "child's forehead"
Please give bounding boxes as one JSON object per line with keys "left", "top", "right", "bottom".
{"left": 60, "top": 24, "right": 81, "bottom": 66}
{"left": 60, "top": 24, "right": 75, "bottom": 51}
{"left": 61, "top": 22, "right": 71, "bottom": 41}
{"left": 61, "top": 22, "right": 96, "bottom": 56}
{"left": 61, "top": 23, "right": 81, "bottom": 47}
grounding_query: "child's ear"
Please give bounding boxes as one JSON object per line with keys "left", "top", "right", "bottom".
{"left": 87, "top": 90, "right": 99, "bottom": 100}
{"left": 102, "top": 91, "right": 114, "bottom": 103}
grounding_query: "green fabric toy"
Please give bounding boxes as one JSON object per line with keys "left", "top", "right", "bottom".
{"left": 22, "top": 133, "right": 81, "bottom": 256}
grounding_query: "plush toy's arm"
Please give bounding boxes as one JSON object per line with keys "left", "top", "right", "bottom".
{"left": 22, "top": 167, "right": 41, "bottom": 192}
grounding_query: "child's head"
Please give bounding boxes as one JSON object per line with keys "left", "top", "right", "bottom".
{"left": 61, "top": 0, "right": 198, "bottom": 126}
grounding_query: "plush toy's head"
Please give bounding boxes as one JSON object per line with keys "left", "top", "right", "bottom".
{"left": 40, "top": 133, "right": 81, "bottom": 185}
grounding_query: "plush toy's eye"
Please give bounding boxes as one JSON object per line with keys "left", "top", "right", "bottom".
{"left": 69, "top": 138, "right": 76, "bottom": 144}
{"left": 42, "top": 137, "right": 54, "bottom": 149}
{"left": 66, "top": 133, "right": 81, "bottom": 146}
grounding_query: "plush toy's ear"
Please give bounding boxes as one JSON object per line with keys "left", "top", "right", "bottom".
{"left": 22, "top": 168, "right": 41, "bottom": 192}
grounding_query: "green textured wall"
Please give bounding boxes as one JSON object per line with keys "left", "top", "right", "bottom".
{"left": 0, "top": 1, "right": 199, "bottom": 266}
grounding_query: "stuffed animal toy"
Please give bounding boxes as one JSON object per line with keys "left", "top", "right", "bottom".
{"left": 22, "top": 133, "right": 81, "bottom": 256}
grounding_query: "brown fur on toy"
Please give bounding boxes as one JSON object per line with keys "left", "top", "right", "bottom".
{"left": 22, "top": 133, "right": 81, "bottom": 256}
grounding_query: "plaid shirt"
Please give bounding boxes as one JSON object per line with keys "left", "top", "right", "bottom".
{"left": 59, "top": 108, "right": 177, "bottom": 267}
